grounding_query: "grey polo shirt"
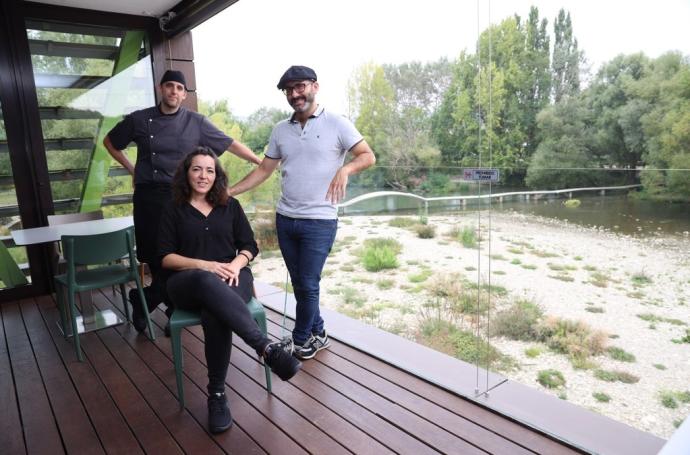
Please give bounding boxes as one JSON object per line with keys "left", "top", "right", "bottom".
{"left": 265, "top": 106, "right": 363, "bottom": 219}
{"left": 107, "top": 106, "right": 232, "bottom": 185}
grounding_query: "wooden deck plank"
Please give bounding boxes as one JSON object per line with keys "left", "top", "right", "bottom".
{"left": 317, "top": 345, "right": 534, "bottom": 455}
{"left": 179, "top": 324, "right": 352, "bottom": 455}
{"left": 75, "top": 326, "right": 183, "bottom": 454}
{"left": 166, "top": 328, "right": 310, "bottom": 454}
{"left": 34, "top": 295, "right": 144, "bottom": 455}
{"left": 107, "top": 309, "right": 266, "bottom": 455}
{"left": 20, "top": 298, "right": 105, "bottom": 455}
{"left": 323, "top": 328, "right": 578, "bottom": 455}
{"left": 229, "top": 338, "right": 396, "bottom": 455}
{"left": 99, "top": 289, "right": 304, "bottom": 454}
{"left": 265, "top": 308, "right": 579, "bottom": 455}
{"left": 2, "top": 301, "right": 65, "bottom": 455}
{"left": 0, "top": 286, "right": 591, "bottom": 455}
{"left": 95, "top": 326, "right": 225, "bottom": 455}
{"left": 261, "top": 313, "right": 486, "bottom": 454}
{"left": 299, "top": 352, "right": 486, "bottom": 454}
{"left": 248, "top": 323, "right": 445, "bottom": 454}
{"left": 0, "top": 301, "right": 26, "bottom": 455}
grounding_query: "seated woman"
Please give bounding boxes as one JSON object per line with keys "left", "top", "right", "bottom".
{"left": 158, "top": 146, "right": 300, "bottom": 434}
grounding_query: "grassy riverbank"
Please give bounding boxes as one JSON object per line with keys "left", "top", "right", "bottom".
{"left": 252, "top": 212, "right": 690, "bottom": 438}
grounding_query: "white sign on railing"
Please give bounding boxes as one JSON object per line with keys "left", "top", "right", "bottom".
{"left": 462, "top": 168, "right": 500, "bottom": 182}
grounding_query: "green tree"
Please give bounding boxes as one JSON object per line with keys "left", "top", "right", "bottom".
{"left": 242, "top": 107, "right": 289, "bottom": 154}
{"left": 636, "top": 52, "right": 690, "bottom": 200}
{"left": 552, "top": 9, "right": 581, "bottom": 102}
{"left": 587, "top": 53, "right": 652, "bottom": 178}
{"left": 350, "top": 62, "right": 396, "bottom": 158}
{"left": 433, "top": 8, "right": 554, "bottom": 183}
{"left": 526, "top": 98, "right": 605, "bottom": 188}
{"left": 383, "top": 59, "right": 452, "bottom": 115}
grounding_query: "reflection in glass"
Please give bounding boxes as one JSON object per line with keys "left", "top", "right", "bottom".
{"left": 26, "top": 22, "right": 154, "bottom": 218}
{"left": 0, "top": 101, "right": 32, "bottom": 288}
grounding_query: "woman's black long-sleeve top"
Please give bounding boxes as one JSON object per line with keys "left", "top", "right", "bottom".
{"left": 157, "top": 198, "right": 259, "bottom": 266}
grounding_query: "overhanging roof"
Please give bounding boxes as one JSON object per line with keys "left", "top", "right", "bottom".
{"left": 26, "top": 0, "right": 238, "bottom": 36}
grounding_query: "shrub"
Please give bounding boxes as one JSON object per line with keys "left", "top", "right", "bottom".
{"left": 536, "top": 317, "right": 608, "bottom": 360}
{"left": 361, "top": 238, "right": 402, "bottom": 272}
{"left": 408, "top": 269, "right": 432, "bottom": 283}
{"left": 631, "top": 271, "right": 653, "bottom": 286}
{"left": 537, "top": 369, "right": 566, "bottom": 389}
{"left": 593, "top": 392, "right": 611, "bottom": 403}
{"left": 606, "top": 347, "right": 636, "bottom": 362}
{"left": 550, "top": 274, "right": 575, "bottom": 282}
{"left": 672, "top": 329, "right": 690, "bottom": 344}
{"left": 458, "top": 226, "right": 477, "bottom": 248}
{"left": 363, "top": 237, "right": 402, "bottom": 252}
{"left": 660, "top": 392, "right": 678, "bottom": 409}
{"left": 660, "top": 390, "right": 690, "bottom": 408}
{"left": 415, "top": 224, "right": 436, "bottom": 239}
{"left": 524, "top": 346, "right": 542, "bottom": 358}
{"left": 589, "top": 271, "right": 611, "bottom": 288}
{"left": 389, "top": 217, "right": 416, "bottom": 228}
{"left": 252, "top": 216, "right": 279, "bottom": 250}
{"left": 340, "top": 287, "right": 366, "bottom": 307}
{"left": 492, "top": 299, "right": 543, "bottom": 341}
{"left": 564, "top": 199, "right": 581, "bottom": 208}
{"left": 594, "top": 369, "right": 640, "bottom": 384}
{"left": 376, "top": 279, "right": 395, "bottom": 290}
{"left": 416, "top": 319, "right": 515, "bottom": 371}
{"left": 585, "top": 306, "right": 605, "bottom": 313}
{"left": 426, "top": 273, "right": 491, "bottom": 317}
{"left": 427, "top": 273, "right": 466, "bottom": 299}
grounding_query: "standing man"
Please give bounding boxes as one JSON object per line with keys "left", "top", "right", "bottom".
{"left": 104, "top": 69, "right": 261, "bottom": 333}
{"left": 229, "top": 66, "right": 375, "bottom": 359}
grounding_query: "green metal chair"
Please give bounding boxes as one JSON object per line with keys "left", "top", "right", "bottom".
{"left": 54, "top": 225, "right": 155, "bottom": 361}
{"left": 170, "top": 297, "right": 272, "bottom": 408}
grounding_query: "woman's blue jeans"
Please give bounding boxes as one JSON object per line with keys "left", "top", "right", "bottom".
{"left": 276, "top": 213, "right": 337, "bottom": 345}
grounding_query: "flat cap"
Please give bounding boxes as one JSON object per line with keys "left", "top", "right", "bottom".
{"left": 277, "top": 65, "right": 317, "bottom": 89}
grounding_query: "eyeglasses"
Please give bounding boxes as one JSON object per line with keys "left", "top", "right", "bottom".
{"left": 281, "top": 81, "right": 312, "bottom": 96}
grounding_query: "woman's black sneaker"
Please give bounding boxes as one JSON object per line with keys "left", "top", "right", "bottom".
{"left": 128, "top": 288, "right": 147, "bottom": 333}
{"left": 207, "top": 392, "right": 232, "bottom": 433}
{"left": 264, "top": 342, "right": 302, "bottom": 380}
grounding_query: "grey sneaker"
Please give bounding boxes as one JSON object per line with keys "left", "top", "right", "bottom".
{"left": 294, "top": 330, "right": 331, "bottom": 360}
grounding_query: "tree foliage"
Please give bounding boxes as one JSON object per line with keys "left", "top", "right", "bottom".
{"left": 552, "top": 9, "right": 581, "bottom": 102}
{"left": 431, "top": 7, "right": 552, "bottom": 184}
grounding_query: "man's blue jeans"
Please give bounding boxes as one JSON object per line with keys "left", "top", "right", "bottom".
{"left": 276, "top": 213, "right": 337, "bottom": 345}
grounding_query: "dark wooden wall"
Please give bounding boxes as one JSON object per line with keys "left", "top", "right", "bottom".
{"left": 151, "top": 31, "right": 198, "bottom": 111}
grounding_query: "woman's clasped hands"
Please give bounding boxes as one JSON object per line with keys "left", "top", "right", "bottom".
{"left": 202, "top": 260, "right": 242, "bottom": 286}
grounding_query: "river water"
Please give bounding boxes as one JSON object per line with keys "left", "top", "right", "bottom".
{"left": 342, "top": 192, "right": 690, "bottom": 238}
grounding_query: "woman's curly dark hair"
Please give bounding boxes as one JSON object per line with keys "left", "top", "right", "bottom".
{"left": 172, "top": 146, "right": 229, "bottom": 206}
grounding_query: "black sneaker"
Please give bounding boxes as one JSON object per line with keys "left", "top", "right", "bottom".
{"left": 207, "top": 392, "right": 232, "bottom": 433}
{"left": 264, "top": 341, "right": 302, "bottom": 381}
{"left": 128, "top": 288, "right": 147, "bottom": 333}
{"left": 294, "top": 330, "right": 331, "bottom": 360}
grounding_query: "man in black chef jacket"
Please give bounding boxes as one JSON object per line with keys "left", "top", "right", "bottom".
{"left": 104, "top": 70, "right": 261, "bottom": 334}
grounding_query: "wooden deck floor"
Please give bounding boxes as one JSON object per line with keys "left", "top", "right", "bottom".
{"left": 0, "top": 286, "right": 583, "bottom": 454}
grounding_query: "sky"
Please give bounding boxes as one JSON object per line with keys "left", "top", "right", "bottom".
{"left": 193, "top": 0, "right": 690, "bottom": 118}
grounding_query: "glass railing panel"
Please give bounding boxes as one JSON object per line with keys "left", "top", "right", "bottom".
{"left": 25, "top": 21, "right": 154, "bottom": 218}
